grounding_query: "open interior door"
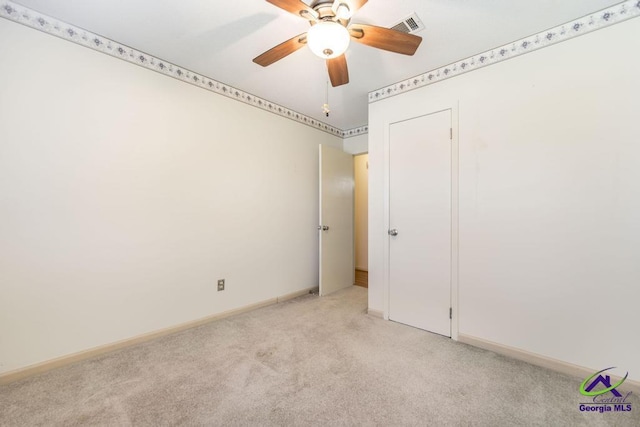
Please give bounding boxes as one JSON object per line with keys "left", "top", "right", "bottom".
{"left": 319, "top": 144, "right": 354, "bottom": 296}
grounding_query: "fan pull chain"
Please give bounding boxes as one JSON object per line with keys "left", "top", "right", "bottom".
{"left": 322, "top": 80, "right": 330, "bottom": 117}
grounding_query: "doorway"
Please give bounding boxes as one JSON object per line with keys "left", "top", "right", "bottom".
{"left": 354, "top": 153, "right": 368, "bottom": 288}
{"left": 317, "top": 145, "right": 369, "bottom": 295}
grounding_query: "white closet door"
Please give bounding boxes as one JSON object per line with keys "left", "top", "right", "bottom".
{"left": 389, "top": 110, "right": 452, "bottom": 336}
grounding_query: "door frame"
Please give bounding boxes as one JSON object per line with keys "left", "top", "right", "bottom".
{"left": 382, "top": 104, "right": 460, "bottom": 340}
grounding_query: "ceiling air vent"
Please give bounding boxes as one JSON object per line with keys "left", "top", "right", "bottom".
{"left": 390, "top": 13, "right": 425, "bottom": 34}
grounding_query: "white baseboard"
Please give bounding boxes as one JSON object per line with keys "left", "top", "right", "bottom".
{"left": 367, "top": 308, "right": 384, "bottom": 319}
{"left": 0, "top": 286, "right": 317, "bottom": 385}
{"left": 278, "top": 287, "right": 318, "bottom": 303}
{"left": 458, "top": 334, "right": 640, "bottom": 394}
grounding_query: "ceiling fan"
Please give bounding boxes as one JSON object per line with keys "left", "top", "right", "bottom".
{"left": 253, "top": 0, "right": 423, "bottom": 87}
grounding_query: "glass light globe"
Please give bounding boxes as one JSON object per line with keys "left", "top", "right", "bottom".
{"left": 307, "top": 21, "right": 350, "bottom": 59}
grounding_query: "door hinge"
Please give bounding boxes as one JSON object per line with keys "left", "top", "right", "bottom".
{"left": 450, "top": 128, "right": 453, "bottom": 140}
{"left": 449, "top": 307, "right": 452, "bottom": 319}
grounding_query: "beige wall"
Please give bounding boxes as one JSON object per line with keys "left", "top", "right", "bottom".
{"left": 354, "top": 154, "right": 368, "bottom": 271}
{"left": 368, "top": 18, "right": 640, "bottom": 381}
{"left": 0, "top": 18, "right": 341, "bottom": 374}
{"left": 343, "top": 134, "right": 368, "bottom": 155}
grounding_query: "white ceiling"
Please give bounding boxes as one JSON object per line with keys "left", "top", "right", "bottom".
{"left": 13, "top": 0, "right": 622, "bottom": 131}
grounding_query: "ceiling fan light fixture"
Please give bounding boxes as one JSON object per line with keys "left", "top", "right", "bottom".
{"left": 307, "top": 21, "right": 350, "bottom": 59}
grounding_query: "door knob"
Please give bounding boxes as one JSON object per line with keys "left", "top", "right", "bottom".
{"left": 388, "top": 228, "right": 398, "bottom": 236}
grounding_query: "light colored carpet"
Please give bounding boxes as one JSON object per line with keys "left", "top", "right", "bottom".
{"left": 1, "top": 286, "right": 638, "bottom": 426}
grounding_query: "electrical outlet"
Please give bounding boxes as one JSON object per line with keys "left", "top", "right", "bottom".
{"left": 217, "top": 279, "right": 225, "bottom": 291}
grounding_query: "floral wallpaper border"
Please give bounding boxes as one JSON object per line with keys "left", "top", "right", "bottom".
{"left": 3, "top": 2, "right": 637, "bottom": 135}
{"left": 369, "top": 0, "right": 640, "bottom": 103}
{"left": 0, "top": 1, "right": 370, "bottom": 138}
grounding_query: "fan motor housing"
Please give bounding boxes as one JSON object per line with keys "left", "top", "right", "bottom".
{"left": 311, "top": 0, "right": 335, "bottom": 8}
{"left": 311, "top": 0, "right": 349, "bottom": 25}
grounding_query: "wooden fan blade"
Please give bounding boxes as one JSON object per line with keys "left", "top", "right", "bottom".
{"left": 349, "top": 24, "right": 422, "bottom": 55}
{"left": 327, "top": 54, "right": 349, "bottom": 87}
{"left": 266, "top": 0, "right": 318, "bottom": 21}
{"left": 346, "top": 0, "right": 368, "bottom": 13}
{"left": 253, "top": 33, "right": 307, "bottom": 67}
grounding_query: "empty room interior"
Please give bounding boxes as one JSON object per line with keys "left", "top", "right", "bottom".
{"left": 1, "top": 0, "right": 639, "bottom": 425}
